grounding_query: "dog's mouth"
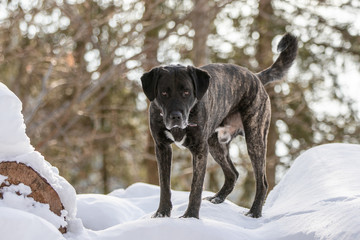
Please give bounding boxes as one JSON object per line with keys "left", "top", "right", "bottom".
{"left": 165, "top": 121, "right": 197, "bottom": 130}
{"left": 161, "top": 111, "right": 196, "bottom": 130}
{"left": 165, "top": 120, "right": 188, "bottom": 130}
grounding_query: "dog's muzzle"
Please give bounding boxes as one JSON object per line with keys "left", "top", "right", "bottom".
{"left": 165, "top": 111, "right": 187, "bottom": 129}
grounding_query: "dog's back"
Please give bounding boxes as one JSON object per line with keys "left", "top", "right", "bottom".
{"left": 199, "top": 63, "right": 260, "bottom": 133}
{"left": 199, "top": 33, "right": 298, "bottom": 135}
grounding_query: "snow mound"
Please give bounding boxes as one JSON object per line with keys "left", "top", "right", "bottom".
{"left": 0, "top": 207, "right": 65, "bottom": 240}
{"left": 0, "top": 83, "right": 77, "bottom": 231}
{"left": 266, "top": 143, "right": 360, "bottom": 209}
{"left": 76, "top": 194, "right": 145, "bottom": 231}
{"left": 0, "top": 181, "right": 67, "bottom": 229}
{"left": 263, "top": 143, "right": 360, "bottom": 240}
{"left": 71, "top": 143, "right": 360, "bottom": 240}
{"left": 0, "top": 83, "right": 33, "bottom": 158}
{"left": 2, "top": 151, "right": 78, "bottom": 220}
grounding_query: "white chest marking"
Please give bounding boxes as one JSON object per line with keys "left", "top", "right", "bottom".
{"left": 165, "top": 131, "right": 186, "bottom": 149}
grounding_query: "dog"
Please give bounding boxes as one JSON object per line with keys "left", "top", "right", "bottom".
{"left": 141, "top": 33, "right": 298, "bottom": 219}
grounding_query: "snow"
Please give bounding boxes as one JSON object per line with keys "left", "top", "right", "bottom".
{"left": 1, "top": 82, "right": 360, "bottom": 240}
{"left": 0, "top": 83, "right": 77, "bottom": 230}
{"left": 263, "top": 143, "right": 360, "bottom": 240}
{"left": 76, "top": 194, "right": 145, "bottom": 231}
{"left": 0, "top": 183, "right": 68, "bottom": 229}
{"left": 0, "top": 207, "right": 65, "bottom": 240}
{"left": 66, "top": 143, "right": 360, "bottom": 240}
{"left": 0, "top": 83, "right": 33, "bottom": 158}
{"left": 5, "top": 151, "right": 78, "bottom": 220}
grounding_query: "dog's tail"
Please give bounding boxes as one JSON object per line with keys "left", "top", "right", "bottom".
{"left": 257, "top": 33, "right": 298, "bottom": 86}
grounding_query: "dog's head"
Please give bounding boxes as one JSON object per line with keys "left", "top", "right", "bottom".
{"left": 141, "top": 65, "right": 210, "bottom": 130}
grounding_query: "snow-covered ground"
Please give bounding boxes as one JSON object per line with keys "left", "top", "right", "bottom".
{"left": 1, "top": 82, "right": 360, "bottom": 240}
{"left": 69, "top": 143, "right": 360, "bottom": 240}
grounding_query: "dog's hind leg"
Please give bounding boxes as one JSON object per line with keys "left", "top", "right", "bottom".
{"left": 243, "top": 101, "right": 270, "bottom": 218}
{"left": 205, "top": 134, "right": 239, "bottom": 204}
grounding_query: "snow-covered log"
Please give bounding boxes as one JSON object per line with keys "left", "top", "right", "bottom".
{"left": 0, "top": 83, "right": 78, "bottom": 234}
{"left": 0, "top": 161, "right": 66, "bottom": 233}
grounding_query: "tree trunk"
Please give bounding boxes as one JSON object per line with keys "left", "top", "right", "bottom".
{"left": 142, "top": 0, "right": 162, "bottom": 185}
{"left": 99, "top": 87, "right": 110, "bottom": 194}
{"left": 191, "top": 0, "right": 218, "bottom": 191}
{"left": 101, "top": 140, "right": 109, "bottom": 194}
{"left": 191, "top": 0, "right": 211, "bottom": 66}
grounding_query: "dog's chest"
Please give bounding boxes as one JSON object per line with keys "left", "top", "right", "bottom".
{"left": 165, "top": 129, "right": 187, "bottom": 149}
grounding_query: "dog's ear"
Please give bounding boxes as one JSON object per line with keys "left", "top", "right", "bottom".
{"left": 141, "top": 67, "right": 160, "bottom": 101}
{"left": 187, "top": 66, "right": 210, "bottom": 100}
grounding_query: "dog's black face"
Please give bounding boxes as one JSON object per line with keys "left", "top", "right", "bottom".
{"left": 141, "top": 65, "right": 210, "bottom": 129}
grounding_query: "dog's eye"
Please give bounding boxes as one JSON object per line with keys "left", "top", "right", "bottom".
{"left": 183, "top": 91, "right": 190, "bottom": 97}
{"left": 161, "top": 91, "right": 168, "bottom": 97}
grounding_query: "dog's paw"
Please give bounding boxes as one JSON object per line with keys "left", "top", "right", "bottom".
{"left": 180, "top": 209, "right": 199, "bottom": 219}
{"left": 152, "top": 209, "right": 171, "bottom": 218}
{"left": 203, "top": 195, "right": 225, "bottom": 204}
{"left": 245, "top": 210, "right": 262, "bottom": 218}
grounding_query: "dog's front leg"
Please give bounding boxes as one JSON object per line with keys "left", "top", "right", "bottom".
{"left": 153, "top": 143, "right": 173, "bottom": 218}
{"left": 181, "top": 143, "right": 208, "bottom": 219}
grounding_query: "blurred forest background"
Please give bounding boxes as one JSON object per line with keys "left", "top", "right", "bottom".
{"left": 1, "top": 0, "right": 359, "bottom": 207}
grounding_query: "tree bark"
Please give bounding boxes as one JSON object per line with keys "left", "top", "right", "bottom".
{"left": 191, "top": 0, "right": 219, "bottom": 191}
{"left": 142, "top": 0, "right": 162, "bottom": 185}
{"left": 191, "top": 0, "right": 211, "bottom": 66}
{"left": 0, "top": 162, "right": 66, "bottom": 233}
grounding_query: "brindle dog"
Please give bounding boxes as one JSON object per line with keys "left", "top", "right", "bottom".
{"left": 141, "top": 33, "right": 298, "bottom": 219}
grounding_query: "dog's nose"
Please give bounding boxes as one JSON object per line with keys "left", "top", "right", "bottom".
{"left": 170, "top": 111, "right": 182, "bottom": 120}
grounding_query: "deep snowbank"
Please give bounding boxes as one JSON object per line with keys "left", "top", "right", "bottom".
{"left": 264, "top": 143, "right": 360, "bottom": 240}
{"left": 67, "top": 144, "right": 360, "bottom": 240}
